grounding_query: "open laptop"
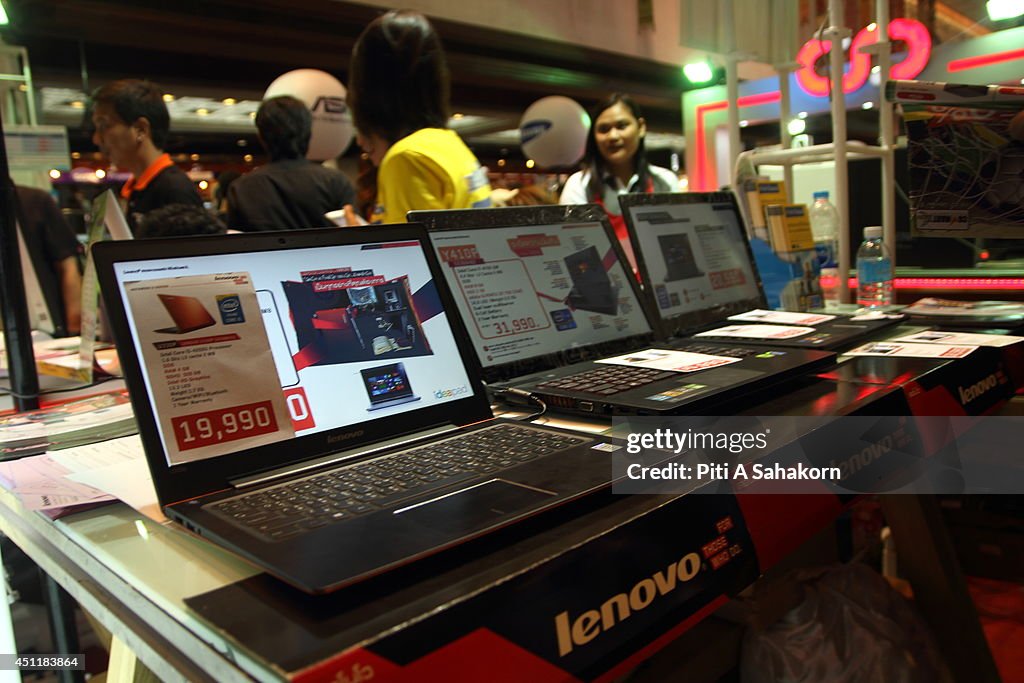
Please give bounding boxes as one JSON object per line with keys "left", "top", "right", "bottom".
{"left": 93, "top": 224, "right": 627, "bottom": 595}
{"left": 411, "top": 204, "right": 834, "bottom": 417}
{"left": 154, "top": 293, "right": 217, "bottom": 334}
{"left": 618, "top": 192, "right": 904, "bottom": 350}
{"left": 361, "top": 362, "right": 421, "bottom": 411}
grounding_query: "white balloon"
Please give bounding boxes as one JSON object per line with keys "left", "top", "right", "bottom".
{"left": 264, "top": 69, "right": 354, "bottom": 161}
{"left": 519, "top": 96, "right": 590, "bottom": 168}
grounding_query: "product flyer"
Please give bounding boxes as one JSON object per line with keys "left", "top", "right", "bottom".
{"left": 596, "top": 348, "right": 740, "bottom": 373}
{"left": 693, "top": 324, "right": 815, "bottom": 340}
{"left": 845, "top": 341, "right": 977, "bottom": 359}
{"left": 125, "top": 272, "right": 294, "bottom": 464}
{"left": 727, "top": 309, "right": 836, "bottom": 326}
{"left": 891, "top": 330, "right": 1023, "bottom": 348}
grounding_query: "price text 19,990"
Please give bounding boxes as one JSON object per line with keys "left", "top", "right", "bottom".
{"left": 171, "top": 400, "right": 278, "bottom": 451}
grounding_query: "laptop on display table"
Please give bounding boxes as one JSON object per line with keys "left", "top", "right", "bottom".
{"left": 93, "top": 224, "right": 629, "bottom": 595}
{"left": 618, "top": 191, "right": 904, "bottom": 350}
{"left": 410, "top": 204, "right": 834, "bottom": 417}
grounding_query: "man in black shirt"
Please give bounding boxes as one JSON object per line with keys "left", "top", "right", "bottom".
{"left": 228, "top": 96, "right": 356, "bottom": 231}
{"left": 90, "top": 79, "right": 202, "bottom": 232}
{"left": 12, "top": 183, "right": 83, "bottom": 337}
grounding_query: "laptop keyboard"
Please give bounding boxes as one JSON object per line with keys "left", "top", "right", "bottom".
{"left": 209, "top": 423, "right": 587, "bottom": 542}
{"left": 537, "top": 366, "right": 675, "bottom": 396}
{"left": 535, "top": 345, "right": 757, "bottom": 397}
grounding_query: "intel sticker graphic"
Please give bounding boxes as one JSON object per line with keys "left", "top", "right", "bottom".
{"left": 216, "top": 294, "right": 245, "bottom": 325}
{"left": 551, "top": 309, "right": 577, "bottom": 331}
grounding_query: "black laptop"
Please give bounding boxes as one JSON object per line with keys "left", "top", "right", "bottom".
{"left": 618, "top": 191, "right": 904, "bottom": 350}
{"left": 411, "top": 204, "right": 834, "bottom": 417}
{"left": 93, "top": 224, "right": 628, "bottom": 594}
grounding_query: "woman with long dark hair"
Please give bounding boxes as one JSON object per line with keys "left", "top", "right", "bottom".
{"left": 348, "top": 10, "right": 491, "bottom": 223}
{"left": 560, "top": 94, "right": 678, "bottom": 268}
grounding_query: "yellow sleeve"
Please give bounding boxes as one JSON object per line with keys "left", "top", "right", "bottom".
{"left": 376, "top": 150, "right": 452, "bottom": 224}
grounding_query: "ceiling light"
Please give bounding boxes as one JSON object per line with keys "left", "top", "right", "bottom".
{"left": 222, "top": 98, "right": 237, "bottom": 106}
{"left": 95, "top": 168, "right": 106, "bottom": 179}
{"left": 243, "top": 154, "right": 253, "bottom": 163}
{"left": 871, "top": 65, "right": 881, "bottom": 73}
{"left": 71, "top": 152, "right": 81, "bottom": 159}
{"left": 190, "top": 153, "right": 200, "bottom": 161}
{"left": 797, "top": 111, "right": 808, "bottom": 119}
{"left": 163, "top": 94, "right": 174, "bottom": 102}
{"left": 739, "top": 120, "right": 749, "bottom": 127}
{"left": 18, "top": 84, "right": 27, "bottom": 92}
{"left": 987, "top": 0, "right": 1024, "bottom": 20}
{"left": 866, "top": 22, "right": 878, "bottom": 32}
{"left": 862, "top": 101, "right": 875, "bottom": 110}
{"left": 198, "top": 180, "right": 209, "bottom": 190}
{"left": 69, "top": 100, "right": 84, "bottom": 109}
{"left": 497, "top": 159, "right": 506, "bottom": 167}
{"left": 787, "top": 118, "right": 806, "bottom": 136}
{"left": 683, "top": 60, "right": 714, "bottom": 85}
{"left": 525, "top": 159, "right": 535, "bottom": 168}
{"left": 48, "top": 169, "right": 61, "bottom": 179}
{"left": 236, "top": 139, "right": 248, "bottom": 147}
{"left": 452, "top": 113, "right": 464, "bottom": 120}
{"left": 195, "top": 108, "right": 209, "bottom": 116}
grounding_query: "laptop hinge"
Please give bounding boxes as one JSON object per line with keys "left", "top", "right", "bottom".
{"left": 229, "top": 424, "right": 462, "bottom": 489}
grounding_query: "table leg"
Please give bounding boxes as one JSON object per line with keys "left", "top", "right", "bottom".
{"left": 880, "top": 494, "right": 1000, "bottom": 683}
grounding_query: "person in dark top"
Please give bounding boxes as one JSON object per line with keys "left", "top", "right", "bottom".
{"left": 90, "top": 79, "right": 202, "bottom": 232}
{"left": 228, "top": 96, "right": 356, "bottom": 231}
{"left": 137, "top": 204, "right": 228, "bottom": 239}
{"left": 11, "top": 183, "right": 83, "bottom": 336}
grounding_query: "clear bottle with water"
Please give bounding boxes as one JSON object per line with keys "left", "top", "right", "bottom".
{"left": 856, "top": 226, "right": 893, "bottom": 309}
{"left": 809, "top": 191, "right": 840, "bottom": 305}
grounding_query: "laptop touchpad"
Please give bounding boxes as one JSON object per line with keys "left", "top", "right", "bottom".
{"left": 396, "top": 479, "right": 555, "bottom": 534}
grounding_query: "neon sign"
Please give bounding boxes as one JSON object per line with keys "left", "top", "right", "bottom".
{"left": 796, "top": 18, "right": 932, "bottom": 97}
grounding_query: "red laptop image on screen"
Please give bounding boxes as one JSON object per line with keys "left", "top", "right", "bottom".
{"left": 154, "top": 294, "right": 217, "bottom": 334}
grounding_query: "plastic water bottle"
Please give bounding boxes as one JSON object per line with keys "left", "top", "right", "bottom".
{"left": 809, "top": 191, "right": 840, "bottom": 305}
{"left": 856, "top": 226, "right": 893, "bottom": 309}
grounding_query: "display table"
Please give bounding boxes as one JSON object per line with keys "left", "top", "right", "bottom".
{"left": 0, "top": 344, "right": 1018, "bottom": 682}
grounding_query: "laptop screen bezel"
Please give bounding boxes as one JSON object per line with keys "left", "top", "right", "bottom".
{"left": 410, "top": 204, "right": 657, "bottom": 383}
{"left": 92, "top": 223, "right": 493, "bottom": 506}
{"left": 618, "top": 191, "right": 769, "bottom": 339}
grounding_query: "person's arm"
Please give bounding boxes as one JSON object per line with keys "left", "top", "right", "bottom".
{"left": 559, "top": 171, "right": 588, "bottom": 205}
{"left": 226, "top": 182, "right": 250, "bottom": 232}
{"left": 333, "top": 170, "right": 358, "bottom": 209}
{"left": 37, "top": 191, "right": 83, "bottom": 335}
{"left": 56, "top": 256, "right": 82, "bottom": 335}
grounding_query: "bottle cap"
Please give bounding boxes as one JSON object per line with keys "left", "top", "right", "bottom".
{"left": 864, "top": 226, "right": 882, "bottom": 239}
{"left": 813, "top": 191, "right": 829, "bottom": 200}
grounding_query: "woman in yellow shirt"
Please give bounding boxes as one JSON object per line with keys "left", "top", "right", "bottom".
{"left": 348, "top": 10, "right": 491, "bottom": 224}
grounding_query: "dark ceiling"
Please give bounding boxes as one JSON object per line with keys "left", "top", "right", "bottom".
{"left": 2, "top": 0, "right": 692, "bottom": 133}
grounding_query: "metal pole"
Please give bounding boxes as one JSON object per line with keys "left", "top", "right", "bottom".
{"left": 722, "top": 0, "right": 742, "bottom": 174}
{"left": 827, "top": 0, "right": 851, "bottom": 304}
{"left": 777, "top": 65, "right": 795, "bottom": 201}
{"left": 876, "top": 0, "right": 896, "bottom": 267}
{"left": 0, "top": 104, "right": 41, "bottom": 411}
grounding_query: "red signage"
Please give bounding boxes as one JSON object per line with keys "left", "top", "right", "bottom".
{"left": 796, "top": 19, "right": 931, "bottom": 97}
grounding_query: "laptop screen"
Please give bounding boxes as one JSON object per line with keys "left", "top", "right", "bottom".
{"left": 108, "top": 238, "right": 476, "bottom": 467}
{"left": 620, "top": 192, "right": 766, "bottom": 335}
{"left": 421, "top": 208, "right": 652, "bottom": 380}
